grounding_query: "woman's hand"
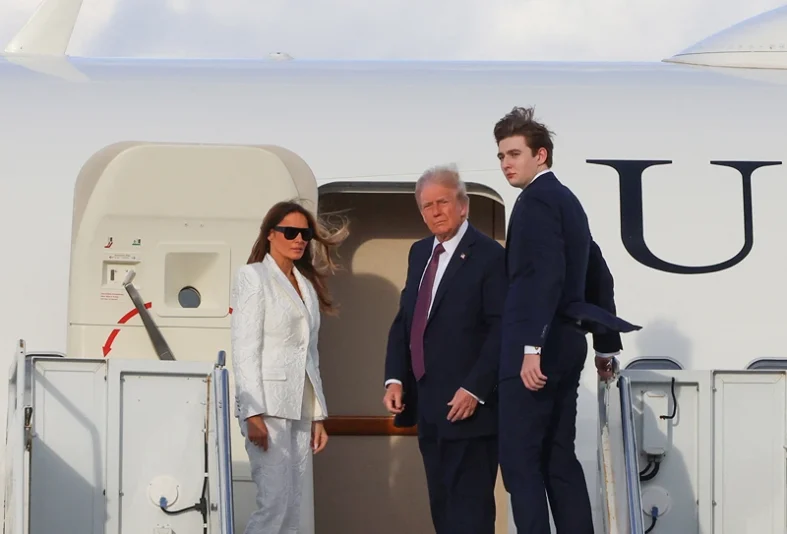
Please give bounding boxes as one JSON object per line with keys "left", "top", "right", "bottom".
{"left": 246, "top": 415, "right": 269, "bottom": 451}
{"left": 311, "top": 421, "right": 328, "bottom": 454}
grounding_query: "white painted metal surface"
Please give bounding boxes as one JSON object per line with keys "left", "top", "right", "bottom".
{"left": 3, "top": 0, "right": 83, "bottom": 55}
{"left": 665, "top": 5, "right": 787, "bottom": 69}
{"left": 4, "top": 341, "right": 235, "bottom": 534}
{"left": 712, "top": 372, "right": 786, "bottom": 533}
{"left": 615, "top": 369, "right": 787, "bottom": 533}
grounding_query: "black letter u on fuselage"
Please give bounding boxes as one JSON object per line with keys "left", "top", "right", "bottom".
{"left": 587, "top": 160, "right": 782, "bottom": 274}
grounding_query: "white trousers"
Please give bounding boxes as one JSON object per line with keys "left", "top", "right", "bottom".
{"left": 242, "top": 376, "right": 317, "bottom": 534}
{"left": 244, "top": 417, "right": 312, "bottom": 533}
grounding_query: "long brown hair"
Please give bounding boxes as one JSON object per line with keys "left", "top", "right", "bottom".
{"left": 247, "top": 200, "right": 349, "bottom": 315}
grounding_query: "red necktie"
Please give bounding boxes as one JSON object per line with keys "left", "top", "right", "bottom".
{"left": 410, "top": 243, "right": 445, "bottom": 381}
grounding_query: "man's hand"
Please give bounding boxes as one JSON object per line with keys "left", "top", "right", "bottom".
{"left": 246, "top": 414, "right": 269, "bottom": 450}
{"left": 521, "top": 353, "right": 547, "bottom": 391}
{"left": 447, "top": 388, "right": 478, "bottom": 422}
{"left": 311, "top": 421, "right": 329, "bottom": 454}
{"left": 595, "top": 356, "right": 615, "bottom": 381}
{"left": 383, "top": 383, "right": 405, "bottom": 414}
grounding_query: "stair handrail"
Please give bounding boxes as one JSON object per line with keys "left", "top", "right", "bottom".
{"left": 618, "top": 374, "right": 645, "bottom": 534}
{"left": 212, "top": 350, "right": 235, "bottom": 533}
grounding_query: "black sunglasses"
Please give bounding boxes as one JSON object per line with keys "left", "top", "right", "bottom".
{"left": 274, "top": 226, "right": 314, "bottom": 241}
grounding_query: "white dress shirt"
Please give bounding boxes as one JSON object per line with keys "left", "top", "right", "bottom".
{"left": 520, "top": 169, "right": 620, "bottom": 361}
{"left": 422, "top": 218, "right": 469, "bottom": 316}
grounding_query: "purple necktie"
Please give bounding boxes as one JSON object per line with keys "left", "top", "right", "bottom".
{"left": 410, "top": 243, "right": 445, "bottom": 381}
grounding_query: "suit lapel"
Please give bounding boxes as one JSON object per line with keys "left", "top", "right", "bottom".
{"left": 264, "top": 254, "right": 309, "bottom": 321}
{"left": 427, "top": 225, "right": 477, "bottom": 323}
{"left": 505, "top": 193, "right": 521, "bottom": 253}
{"left": 293, "top": 266, "right": 317, "bottom": 327}
{"left": 505, "top": 192, "right": 525, "bottom": 274}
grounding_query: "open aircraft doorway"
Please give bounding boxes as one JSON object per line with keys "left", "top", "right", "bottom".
{"left": 314, "top": 184, "right": 509, "bottom": 534}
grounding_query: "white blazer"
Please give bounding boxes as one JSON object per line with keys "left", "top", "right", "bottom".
{"left": 230, "top": 254, "right": 328, "bottom": 422}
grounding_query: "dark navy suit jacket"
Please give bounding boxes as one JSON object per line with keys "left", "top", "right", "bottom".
{"left": 501, "top": 171, "right": 640, "bottom": 380}
{"left": 385, "top": 223, "right": 507, "bottom": 439}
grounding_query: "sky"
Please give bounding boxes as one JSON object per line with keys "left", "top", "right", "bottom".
{"left": 0, "top": 0, "right": 785, "bottom": 61}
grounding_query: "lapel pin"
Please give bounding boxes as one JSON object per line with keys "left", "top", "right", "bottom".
{"left": 460, "top": 253, "right": 466, "bottom": 260}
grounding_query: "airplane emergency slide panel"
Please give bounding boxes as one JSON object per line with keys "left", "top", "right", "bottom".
{"left": 65, "top": 141, "right": 319, "bottom": 362}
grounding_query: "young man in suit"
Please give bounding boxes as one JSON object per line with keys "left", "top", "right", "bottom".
{"left": 382, "top": 165, "right": 507, "bottom": 534}
{"left": 494, "top": 107, "right": 640, "bottom": 533}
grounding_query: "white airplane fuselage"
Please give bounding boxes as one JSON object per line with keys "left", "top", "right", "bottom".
{"left": 4, "top": 57, "right": 786, "bottom": 362}
{"left": 2, "top": 19, "right": 787, "bottom": 532}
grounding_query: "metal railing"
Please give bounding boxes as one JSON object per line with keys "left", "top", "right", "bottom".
{"left": 618, "top": 374, "right": 645, "bottom": 534}
{"left": 4, "top": 340, "right": 27, "bottom": 534}
{"left": 212, "top": 350, "right": 235, "bottom": 533}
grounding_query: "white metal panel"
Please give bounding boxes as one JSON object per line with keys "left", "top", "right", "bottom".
{"left": 3, "top": 344, "right": 27, "bottom": 534}
{"left": 28, "top": 357, "right": 107, "bottom": 534}
{"left": 105, "top": 359, "right": 216, "bottom": 534}
{"left": 626, "top": 370, "right": 713, "bottom": 534}
{"left": 639, "top": 379, "right": 700, "bottom": 533}
{"left": 713, "top": 371, "right": 786, "bottom": 534}
{"left": 3, "top": 343, "right": 235, "bottom": 534}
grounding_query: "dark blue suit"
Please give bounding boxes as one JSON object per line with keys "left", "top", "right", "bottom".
{"left": 499, "top": 171, "right": 640, "bottom": 533}
{"left": 385, "top": 222, "right": 507, "bottom": 534}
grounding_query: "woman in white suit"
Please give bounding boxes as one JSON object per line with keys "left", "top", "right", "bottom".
{"left": 231, "top": 200, "right": 347, "bottom": 534}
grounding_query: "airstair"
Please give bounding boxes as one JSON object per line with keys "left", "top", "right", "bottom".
{"left": 3, "top": 341, "right": 235, "bottom": 534}
{"left": 599, "top": 362, "right": 787, "bottom": 534}
{"left": 2, "top": 271, "right": 235, "bottom": 534}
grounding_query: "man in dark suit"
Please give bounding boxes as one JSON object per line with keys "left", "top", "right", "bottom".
{"left": 382, "top": 165, "right": 507, "bottom": 534}
{"left": 493, "top": 107, "right": 641, "bottom": 533}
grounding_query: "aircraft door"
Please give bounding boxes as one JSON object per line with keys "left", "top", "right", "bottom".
{"left": 65, "top": 141, "right": 320, "bottom": 532}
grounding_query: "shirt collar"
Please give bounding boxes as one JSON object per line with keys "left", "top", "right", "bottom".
{"left": 433, "top": 218, "right": 468, "bottom": 254}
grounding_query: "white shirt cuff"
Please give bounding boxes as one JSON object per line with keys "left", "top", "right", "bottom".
{"left": 461, "top": 387, "right": 484, "bottom": 404}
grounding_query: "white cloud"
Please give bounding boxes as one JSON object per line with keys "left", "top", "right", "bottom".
{"left": 0, "top": 0, "right": 784, "bottom": 61}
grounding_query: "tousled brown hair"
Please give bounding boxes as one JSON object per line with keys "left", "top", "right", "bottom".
{"left": 493, "top": 106, "right": 555, "bottom": 167}
{"left": 247, "top": 200, "right": 349, "bottom": 315}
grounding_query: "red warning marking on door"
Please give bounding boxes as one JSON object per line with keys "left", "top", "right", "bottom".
{"left": 102, "top": 329, "right": 120, "bottom": 357}
{"left": 102, "top": 302, "right": 152, "bottom": 357}
{"left": 102, "top": 303, "right": 233, "bottom": 357}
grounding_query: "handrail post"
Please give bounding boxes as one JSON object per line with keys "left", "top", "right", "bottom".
{"left": 212, "top": 350, "right": 235, "bottom": 533}
{"left": 618, "top": 375, "right": 645, "bottom": 534}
